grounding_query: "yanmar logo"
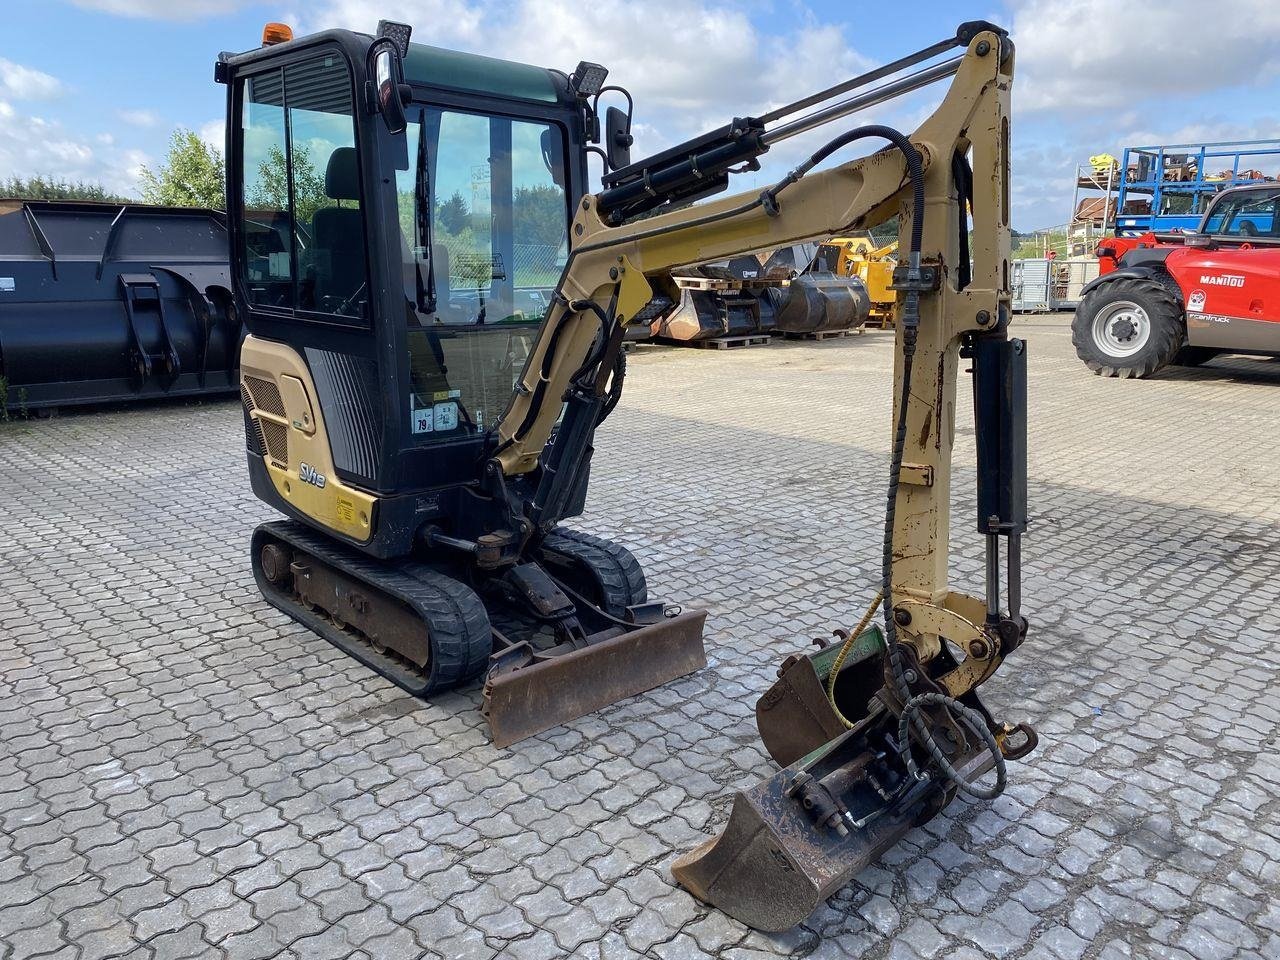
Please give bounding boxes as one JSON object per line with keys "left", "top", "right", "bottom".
{"left": 299, "top": 463, "right": 327, "bottom": 489}
{"left": 1199, "top": 274, "right": 1245, "bottom": 288}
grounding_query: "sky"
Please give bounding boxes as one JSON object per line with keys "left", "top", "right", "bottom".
{"left": 2, "top": 0, "right": 1280, "bottom": 230}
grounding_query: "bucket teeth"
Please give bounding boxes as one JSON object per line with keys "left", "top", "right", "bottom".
{"left": 483, "top": 609, "right": 707, "bottom": 747}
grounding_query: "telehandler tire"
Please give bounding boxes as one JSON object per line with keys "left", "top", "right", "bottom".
{"left": 1073, "top": 276, "right": 1183, "bottom": 378}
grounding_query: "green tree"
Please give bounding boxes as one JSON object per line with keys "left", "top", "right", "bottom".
{"left": 1, "top": 175, "right": 129, "bottom": 202}
{"left": 139, "top": 128, "right": 225, "bottom": 209}
{"left": 513, "top": 184, "right": 567, "bottom": 248}
{"left": 436, "top": 190, "right": 469, "bottom": 235}
{"left": 248, "top": 143, "right": 329, "bottom": 224}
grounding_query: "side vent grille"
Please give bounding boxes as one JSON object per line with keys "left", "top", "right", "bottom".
{"left": 242, "top": 378, "right": 287, "bottom": 468}
{"left": 259, "top": 419, "right": 289, "bottom": 468}
{"left": 243, "top": 375, "right": 286, "bottom": 418}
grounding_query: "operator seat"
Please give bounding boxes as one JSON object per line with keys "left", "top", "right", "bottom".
{"left": 311, "top": 147, "right": 365, "bottom": 313}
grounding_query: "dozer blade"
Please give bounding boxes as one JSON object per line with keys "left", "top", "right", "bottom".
{"left": 484, "top": 609, "right": 707, "bottom": 748}
{"left": 672, "top": 739, "right": 993, "bottom": 931}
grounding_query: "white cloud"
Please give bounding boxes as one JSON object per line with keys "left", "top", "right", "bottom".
{"left": 119, "top": 108, "right": 161, "bottom": 127}
{"left": 198, "top": 119, "right": 225, "bottom": 152}
{"left": 68, "top": 0, "right": 247, "bottom": 19}
{"left": 296, "top": 0, "right": 880, "bottom": 186}
{"left": 1006, "top": 0, "right": 1280, "bottom": 227}
{"left": 1013, "top": 0, "right": 1280, "bottom": 112}
{"left": 0, "top": 106, "right": 146, "bottom": 196}
{"left": 0, "top": 58, "right": 64, "bottom": 100}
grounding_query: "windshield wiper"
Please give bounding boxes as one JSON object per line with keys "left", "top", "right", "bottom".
{"left": 415, "top": 117, "right": 437, "bottom": 315}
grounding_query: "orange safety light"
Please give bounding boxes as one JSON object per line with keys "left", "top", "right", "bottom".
{"left": 262, "top": 22, "right": 294, "bottom": 45}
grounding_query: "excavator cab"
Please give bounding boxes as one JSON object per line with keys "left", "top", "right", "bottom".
{"left": 221, "top": 24, "right": 590, "bottom": 510}
{"left": 218, "top": 22, "right": 706, "bottom": 746}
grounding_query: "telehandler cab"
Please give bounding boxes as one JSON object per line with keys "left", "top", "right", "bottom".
{"left": 220, "top": 19, "right": 1036, "bottom": 927}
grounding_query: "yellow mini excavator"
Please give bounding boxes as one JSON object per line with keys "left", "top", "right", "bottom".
{"left": 219, "top": 19, "right": 1035, "bottom": 928}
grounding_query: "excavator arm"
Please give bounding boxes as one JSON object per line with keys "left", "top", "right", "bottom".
{"left": 494, "top": 22, "right": 1011, "bottom": 483}
{"left": 490, "top": 23, "right": 1037, "bottom": 930}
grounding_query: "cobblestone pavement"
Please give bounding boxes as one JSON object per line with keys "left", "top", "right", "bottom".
{"left": 3, "top": 315, "right": 1279, "bottom": 960}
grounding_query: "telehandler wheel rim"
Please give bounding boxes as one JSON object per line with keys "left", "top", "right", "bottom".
{"left": 1091, "top": 300, "right": 1150, "bottom": 358}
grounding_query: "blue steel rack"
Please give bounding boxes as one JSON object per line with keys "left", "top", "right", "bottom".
{"left": 1111, "top": 139, "right": 1280, "bottom": 233}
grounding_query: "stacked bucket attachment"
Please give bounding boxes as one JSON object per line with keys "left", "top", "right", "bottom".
{"left": 251, "top": 521, "right": 706, "bottom": 747}
{"left": 645, "top": 262, "right": 873, "bottom": 344}
{"left": 649, "top": 266, "right": 779, "bottom": 343}
{"left": 768, "top": 272, "right": 871, "bottom": 337}
{"left": 0, "top": 200, "right": 239, "bottom": 413}
{"left": 673, "top": 622, "right": 1035, "bottom": 931}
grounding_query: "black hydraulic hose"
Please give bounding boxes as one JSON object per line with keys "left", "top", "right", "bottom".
{"left": 566, "top": 299, "right": 613, "bottom": 390}
{"left": 598, "top": 349, "right": 626, "bottom": 424}
{"left": 491, "top": 298, "right": 610, "bottom": 459}
{"left": 816, "top": 129, "right": 1008, "bottom": 801}
{"left": 763, "top": 126, "right": 925, "bottom": 706}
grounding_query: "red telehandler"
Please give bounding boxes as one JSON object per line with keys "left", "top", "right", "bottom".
{"left": 1073, "top": 183, "right": 1280, "bottom": 377}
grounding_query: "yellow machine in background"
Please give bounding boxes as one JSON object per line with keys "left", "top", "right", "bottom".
{"left": 813, "top": 234, "right": 899, "bottom": 327}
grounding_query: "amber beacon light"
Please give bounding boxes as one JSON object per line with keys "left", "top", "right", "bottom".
{"left": 261, "top": 22, "right": 294, "bottom": 45}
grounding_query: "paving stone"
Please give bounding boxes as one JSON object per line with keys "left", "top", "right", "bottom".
{"left": 4, "top": 321, "right": 1280, "bottom": 959}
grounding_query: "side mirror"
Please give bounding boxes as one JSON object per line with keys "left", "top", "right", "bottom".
{"left": 605, "top": 106, "right": 633, "bottom": 171}
{"left": 540, "top": 129, "right": 566, "bottom": 189}
{"left": 372, "top": 45, "right": 409, "bottom": 135}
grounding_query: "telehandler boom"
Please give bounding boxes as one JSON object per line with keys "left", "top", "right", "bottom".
{"left": 220, "top": 19, "right": 1036, "bottom": 926}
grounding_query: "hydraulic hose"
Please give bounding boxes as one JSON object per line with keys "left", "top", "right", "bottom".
{"left": 828, "top": 129, "right": 1007, "bottom": 801}
{"left": 763, "top": 125, "right": 1006, "bottom": 797}
{"left": 517, "top": 126, "right": 1004, "bottom": 799}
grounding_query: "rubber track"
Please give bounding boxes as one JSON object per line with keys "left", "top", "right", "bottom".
{"left": 252, "top": 521, "right": 492, "bottom": 696}
{"left": 539, "top": 527, "right": 648, "bottom": 616}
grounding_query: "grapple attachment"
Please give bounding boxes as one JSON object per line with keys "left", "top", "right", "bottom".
{"left": 674, "top": 624, "right": 1031, "bottom": 931}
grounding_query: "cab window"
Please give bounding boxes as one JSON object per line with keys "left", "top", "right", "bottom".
{"left": 393, "top": 108, "right": 571, "bottom": 444}
{"left": 1202, "top": 188, "right": 1280, "bottom": 238}
{"left": 238, "top": 53, "right": 369, "bottom": 321}
{"left": 396, "top": 108, "right": 570, "bottom": 326}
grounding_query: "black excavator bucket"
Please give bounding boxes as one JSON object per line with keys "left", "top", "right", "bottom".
{"left": 673, "top": 625, "right": 1006, "bottom": 931}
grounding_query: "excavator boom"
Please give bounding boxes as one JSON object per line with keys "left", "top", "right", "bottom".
{"left": 484, "top": 21, "right": 1035, "bottom": 929}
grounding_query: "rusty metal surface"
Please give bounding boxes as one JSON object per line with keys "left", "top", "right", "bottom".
{"left": 756, "top": 628, "right": 886, "bottom": 767}
{"left": 484, "top": 609, "right": 708, "bottom": 747}
{"left": 672, "top": 744, "right": 994, "bottom": 932}
{"left": 287, "top": 552, "right": 430, "bottom": 668}
{"left": 756, "top": 654, "right": 847, "bottom": 767}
